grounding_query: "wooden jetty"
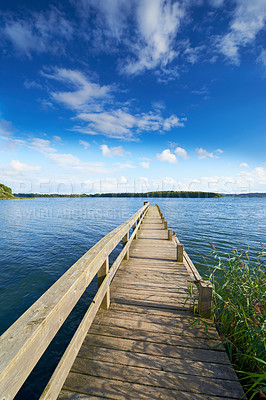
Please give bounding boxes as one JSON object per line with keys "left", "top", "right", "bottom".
{"left": 0, "top": 203, "right": 246, "bottom": 399}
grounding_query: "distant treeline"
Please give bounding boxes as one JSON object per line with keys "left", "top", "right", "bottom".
{"left": 14, "top": 193, "right": 89, "bottom": 198}
{"left": 221, "top": 193, "right": 266, "bottom": 198}
{"left": 14, "top": 191, "right": 221, "bottom": 198}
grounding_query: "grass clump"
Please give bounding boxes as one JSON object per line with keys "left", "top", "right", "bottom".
{"left": 206, "top": 244, "right": 266, "bottom": 399}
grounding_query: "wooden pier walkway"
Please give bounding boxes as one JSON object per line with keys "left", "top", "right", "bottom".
{"left": 59, "top": 206, "right": 245, "bottom": 400}
{"left": 0, "top": 204, "right": 246, "bottom": 399}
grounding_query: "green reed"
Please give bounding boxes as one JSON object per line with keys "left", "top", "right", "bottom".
{"left": 205, "top": 244, "right": 266, "bottom": 399}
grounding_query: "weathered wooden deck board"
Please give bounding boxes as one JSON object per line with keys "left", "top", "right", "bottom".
{"left": 59, "top": 206, "right": 245, "bottom": 400}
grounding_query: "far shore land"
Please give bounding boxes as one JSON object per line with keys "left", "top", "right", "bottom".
{"left": 1, "top": 183, "right": 266, "bottom": 199}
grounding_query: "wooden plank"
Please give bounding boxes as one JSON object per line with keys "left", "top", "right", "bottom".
{"left": 70, "top": 359, "right": 245, "bottom": 398}
{"left": 89, "top": 324, "right": 223, "bottom": 350}
{"left": 74, "top": 345, "right": 238, "bottom": 380}
{"left": 108, "top": 302, "right": 200, "bottom": 318}
{"left": 93, "top": 309, "right": 215, "bottom": 332}
{"left": 82, "top": 334, "right": 230, "bottom": 364}
{"left": 60, "top": 373, "right": 239, "bottom": 400}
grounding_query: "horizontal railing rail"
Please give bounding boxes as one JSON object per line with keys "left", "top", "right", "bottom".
{"left": 0, "top": 202, "right": 149, "bottom": 400}
{"left": 155, "top": 204, "right": 213, "bottom": 319}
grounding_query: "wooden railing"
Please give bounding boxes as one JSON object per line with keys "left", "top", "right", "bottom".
{"left": 0, "top": 202, "right": 149, "bottom": 400}
{"left": 155, "top": 204, "right": 213, "bottom": 319}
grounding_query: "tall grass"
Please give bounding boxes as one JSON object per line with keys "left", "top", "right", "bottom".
{"left": 205, "top": 244, "right": 266, "bottom": 399}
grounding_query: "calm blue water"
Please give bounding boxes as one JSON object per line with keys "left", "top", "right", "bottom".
{"left": 0, "top": 197, "right": 265, "bottom": 399}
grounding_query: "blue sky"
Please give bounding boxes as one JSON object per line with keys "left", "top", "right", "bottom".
{"left": 0, "top": 0, "right": 266, "bottom": 194}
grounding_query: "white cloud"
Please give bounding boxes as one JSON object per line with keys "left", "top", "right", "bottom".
{"left": 174, "top": 146, "right": 188, "bottom": 160}
{"left": 30, "top": 138, "right": 57, "bottom": 153}
{"left": 215, "top": 148, "right": 223, "bottom": 154}
{"left": 53, "top": 136, "right": 62, "bottom": 142}
{"left": 115, "top": 162, "right": 136, "bottom": 170}
{"left": 157, "top": 149, "right": 177, "bottom": 164}
{"left": 79, "top": 139, "right": 90, "bottom": 149}
{"left": 162, "top": 176, "right": 176, "bottom": 185}
{"left": 100, "top": 144, "right": 127, "bottom": 157}
{"left": 44, "top": 68, "right": 111, "bottom": 111}
{"left": 217, "top": 0, "right": 266, "bottom": 64}
{"left": 2, "top": 160, "right": 41, "bottom": 175}
{"left": 2, "top": 9, "right": 73, "bottom": 57}
{"left": 0, "top": 119, "right": 14, "bottom": 136}
{"left": 74, "top": 109, "right": 185, "bottom": 140}
{"left": 76, "top": 0, "right": 132, "bottom": 41}
{"left": 47, "top": 152, "right": 108, "bottom": 174}
{"left": 43, "top": 67, "right": 185, "bottom": 140}
{"left": 253, "top": 166, "right": 266, "bottom": 183}
{"left": 196, "top": 148, "right": 216, "bottom": 159}
{"left": 257, "top": 49, "right": 266, "bottom": 66}
{"left": 240, "top": 162, "right": 249, "bottom": 168}
{"left": 208, "top": 0, "right": 224, "bottom": 7}
{"left": 123, "top": 0, "right": 185, "bottom": 75}
{"left": 163, "top": 115, "right": 186, "bottom": 130}
{"left": 140, "top": 161, "right": 150, "bottom": 169}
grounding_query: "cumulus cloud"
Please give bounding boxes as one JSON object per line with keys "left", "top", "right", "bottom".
{"left": 1, "top": 8, "right": 73, "bottom": 57}
{"left": 240, "top": 162, "right": 249, "bottom": 168}
{"left": 217, "top": 0, "right": 266, "bottom": 64}
{"left": 100, "top": 144, "right": 127, "bottom": 157}
{"left": 157, "top": 149, "right": 177, "bottom": 164}
{"left": 196, "top": 148, "right": 215, "bottom": 159}
{"left": 174, "top": 146, "right": 188, "bottom": 159}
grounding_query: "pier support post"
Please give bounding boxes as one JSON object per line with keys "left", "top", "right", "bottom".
{"left": 97, "top": 257, "right": 110, "bottom": 310}
{"left": 133, "top": 222, "right": 138, "bottom": 239}
{"left": 177, "top": 243, "right": 184, "bottom": 263}
{"left": 123, "top": 232, "right": 129, "bottom": 260}
{"left": 199, "top": 280, "right": 213, "bottom": 319}
{"left": 168, "top": 229, "right": 172, "bottom": 240}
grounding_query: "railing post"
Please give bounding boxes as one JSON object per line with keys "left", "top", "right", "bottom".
{"left": 177, "top": 243, "right": 184, "bottom": 263}
{"left": 164, "top": 221, "right": 168, "bottom": 230}
{"left": 97, "top": 257, "right": 110, "bottom": 310}
{"left": 199, "top": 280, "right": 213, "bottom": 319}
{"left": 168, "top": 228, "right": 172, "bottom": 240}
{"left": 123, "top": 232, "right": 129, "bottom": 260}
{"left": 133, "top": 221, "right": 138, "bottom": 239}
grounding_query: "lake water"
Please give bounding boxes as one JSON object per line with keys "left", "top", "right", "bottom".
{"left": 0, "top": 197, "right": 265, "bottom": 399}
